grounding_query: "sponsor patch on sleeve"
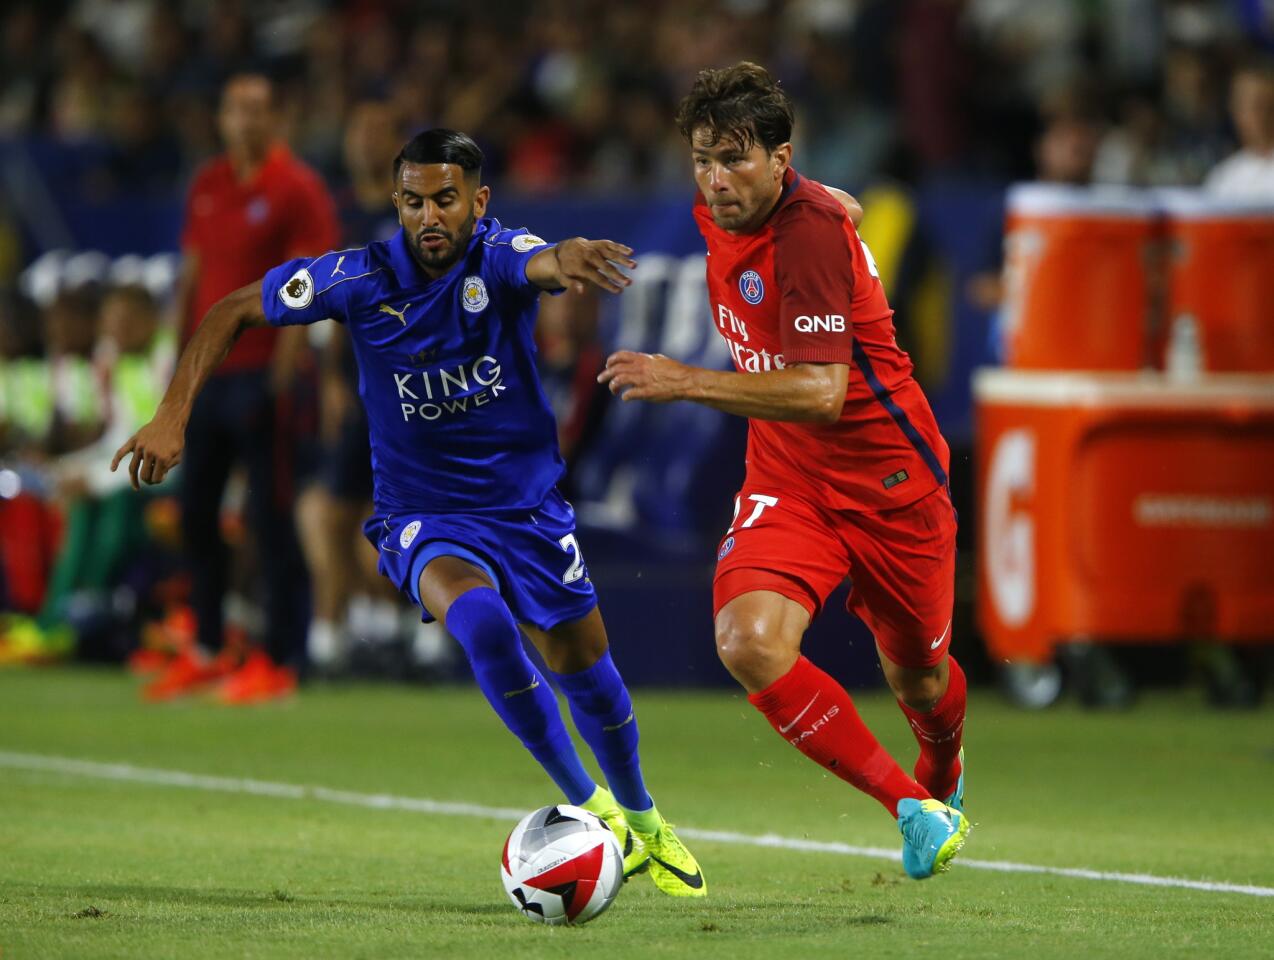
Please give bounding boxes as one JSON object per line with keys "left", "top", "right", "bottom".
{"left": 511, "top": 233, "right": 547, "bottom": 253}
{"left": 279, "top": 268, "right": 315, "bottom": 309}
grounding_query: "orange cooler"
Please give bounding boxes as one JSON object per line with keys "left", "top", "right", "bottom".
{"left": 1160, "top": 190, "right": 1274, "bottom": 372}
{"left": 974, "top": 369, "right": 1274, "bottom": 663}
{"left": 1001, "top": 184, "right": 1158, "bottom": 370}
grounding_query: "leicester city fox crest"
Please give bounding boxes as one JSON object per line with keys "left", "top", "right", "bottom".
{"left": 462, "top": 276, "right": 490, "bottom": 313}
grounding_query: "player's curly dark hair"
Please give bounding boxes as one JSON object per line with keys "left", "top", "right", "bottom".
{"left": 675, "top": 61, "right": 794, "bottom": 152}
{"left": 394, "top": 128, "right": 484, "bottom": 182}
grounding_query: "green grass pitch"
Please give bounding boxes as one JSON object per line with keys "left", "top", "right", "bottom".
{"left": 0, "top": 667, "right": 1270, "bottom": 959}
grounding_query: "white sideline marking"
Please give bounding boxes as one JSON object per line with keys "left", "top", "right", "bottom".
{"left": 2, "top": 750, "right": 1271, "bottom": 899}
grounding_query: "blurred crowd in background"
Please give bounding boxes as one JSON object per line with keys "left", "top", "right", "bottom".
{"left": 1, "top": 0, "right": 1273, "bottom": 198}
{"left": 1, "top": 0, "right": 1273, "bottom": 698}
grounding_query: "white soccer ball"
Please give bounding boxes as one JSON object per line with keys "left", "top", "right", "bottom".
{"left": 500, "top": 804, "right": 625, "bottom": 925}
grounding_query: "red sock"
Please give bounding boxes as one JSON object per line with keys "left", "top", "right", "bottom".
{"left": 898, "top": 655, "right": 966, "bottom": 801}
{"left": 748, "top": 655, "right": 928, "bottom": 816}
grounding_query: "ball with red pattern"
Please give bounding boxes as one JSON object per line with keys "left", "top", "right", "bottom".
{"left": 500, "top": 804, "right": 624, "bottom": 925}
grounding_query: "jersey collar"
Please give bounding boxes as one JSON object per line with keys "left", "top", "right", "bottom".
{"left": 766, "top": 166, "right": 802, "bottom": 222}
{"left": 225, "top": 142, "right": 291, "bottom": 187}
{"left": 388, "top": 218, "right": 493, "bottom": 289}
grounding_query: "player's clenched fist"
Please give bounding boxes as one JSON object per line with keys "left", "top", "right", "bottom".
{"left": 111, "top": 414, "right": 185, "bottom": 490}
{"left": 598, "top": 350, "right": 695, "bottom": 402}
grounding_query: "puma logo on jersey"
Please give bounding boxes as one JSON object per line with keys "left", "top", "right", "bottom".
{"left": 379, "top": 302, "right": 410, "bottom": 325}
{"left": 331, "top": 255, "right": 346, "bottom": 277}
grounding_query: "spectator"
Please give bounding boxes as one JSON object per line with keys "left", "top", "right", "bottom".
{"left": 1205, "top": 58, "right": 1274, "bottom": 197}
{"left": 46, "top": 287, "right": 103, "bottom": 455}
{"left": 146, "top": 72, "right": 339, "bottom": 704}
{"left": 0, "top": 293, "right": 58, "bottom": 621}
{"left": 30, "top": 286, "right": 174, "bottom": 645}
{"left": 296, "top": 99, "right": 402, "bottom": 675}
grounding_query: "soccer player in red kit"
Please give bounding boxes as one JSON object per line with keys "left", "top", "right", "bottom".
{"left": 599, "top": 62, "right": 970, "bottom": 878}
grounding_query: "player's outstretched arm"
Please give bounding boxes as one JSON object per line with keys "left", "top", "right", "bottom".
{"left": 823, "top": 186, "right": 864, "bottom": 227}
{"left": 111, "top": 280, "right": 268, "bottom": 489}
{"left": 599, "top": 351, "right": 848, "bottom": 424}
{"left": 527, "top": 238, "right": 636, "bottom": 295}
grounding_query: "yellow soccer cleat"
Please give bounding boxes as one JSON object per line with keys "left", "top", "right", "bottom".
{"left": 595, "top": 806, "right": 651, "bottom": 880}
{"left": 632, "top": 819, "right": 706, "bottom": 897}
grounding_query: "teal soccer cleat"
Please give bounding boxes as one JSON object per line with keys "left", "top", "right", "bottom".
{"left": 897, "top": 797, "right": 970, "bottom": 879}
{"left": 943, "top": 748, "right": 965, "bottom": 813}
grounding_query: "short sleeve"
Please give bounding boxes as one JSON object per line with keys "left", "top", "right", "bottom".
{"left": 483, "top": 227, "right": 555, "bottom": 298}
{"left": 772, "top": 205, "right": 856, "bottom": 364}
{"left": 261, "top": 253, "right": 350, "bottom": 327}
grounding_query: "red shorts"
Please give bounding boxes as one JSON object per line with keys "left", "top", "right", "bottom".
{"left": 712, "top": 484, "right": 956, "bottom": 668}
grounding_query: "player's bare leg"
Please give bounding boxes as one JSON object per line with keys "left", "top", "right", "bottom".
{"left": 521, "top": 607, "right": 607, "bottom": 673}
{"left": 716, "top": 588, "right": 928, "bottom": 813}
{"left": 296, "top": 486, "right": 363, "bottom": 672}
{"left": 713, "top": 589, "right": 807, "bottom": 692}
{"left": 717, "top": 588, "right": 968, "bottom": 877}
{"left": 879, "top": 644, "right": 967, "bottom": 811}
{"left": 878, "top": 650, "right": 949, "bottom": 710}
{"left": 524, "top": 610, "right": 705, "bottom": 895}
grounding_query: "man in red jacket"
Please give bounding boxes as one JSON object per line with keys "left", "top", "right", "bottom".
{"left": 149, "top": 73, "right": 339, "bottom": 702}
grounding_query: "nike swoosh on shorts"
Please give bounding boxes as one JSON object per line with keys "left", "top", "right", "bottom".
{"left": 930, "top": 619, "right": 952, "bottom": 650}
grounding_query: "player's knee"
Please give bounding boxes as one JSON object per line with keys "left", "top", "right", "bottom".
{"left": 890, "top": 672, "right": 946, "bottom": 712}
{"left": 715, "top": 617, "right": 784, "bottom": 686}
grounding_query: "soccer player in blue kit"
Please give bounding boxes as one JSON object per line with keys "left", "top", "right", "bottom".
{"left": 112, "top": 129, "right": 705, "bottom": 897}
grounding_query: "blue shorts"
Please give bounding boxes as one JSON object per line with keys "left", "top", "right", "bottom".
{"left": 365, "top": 488, "right": 597, "bottom": 632}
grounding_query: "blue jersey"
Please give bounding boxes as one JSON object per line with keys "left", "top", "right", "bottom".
{"left": 261, "top": 218, "right": 564, "bottom": 514}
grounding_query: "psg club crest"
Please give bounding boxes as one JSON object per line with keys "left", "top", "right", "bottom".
{"left": 718, "top": 536, "right": 735, "bottom": 560}
{"left": 739, "top": 270, "right": 765, "bottom": 305}
{"left": 462, "top": 276, "right": 490, "bottom": 313}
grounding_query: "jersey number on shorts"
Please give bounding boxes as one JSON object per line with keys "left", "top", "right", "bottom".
{"left": 727, "top": 493, "right": 779, "bottom": 535}
{"left": 558, "top": 534, "right": 586, "bottom": 584}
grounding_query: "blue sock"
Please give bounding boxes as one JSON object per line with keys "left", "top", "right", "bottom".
{"left": 446, "top": 588, "right": 595, "bottom": 805}
{"left": 552, "top": 651, "right": 652, "bottom": 812}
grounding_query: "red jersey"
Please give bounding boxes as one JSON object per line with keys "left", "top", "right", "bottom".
{"left": 181, "top": 144, "right": 339, "bottom": 372}
{"left": 694, "top": 167, "right": 949, "bottom": 512}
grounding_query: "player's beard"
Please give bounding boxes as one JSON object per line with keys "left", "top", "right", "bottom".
{"left": 709, "top": 194, "right": 765, "bottom": 232}
{"left": 411, "top": 209, "right": 476, "bottom": 273}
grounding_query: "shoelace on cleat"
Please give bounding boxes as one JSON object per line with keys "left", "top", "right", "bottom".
{"left": 652, "top": 825, "right": 691, "bottom": 860}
